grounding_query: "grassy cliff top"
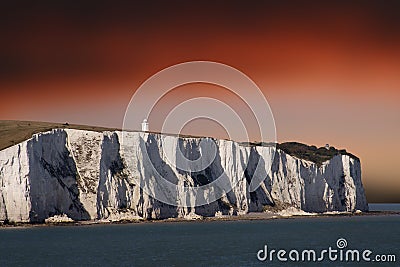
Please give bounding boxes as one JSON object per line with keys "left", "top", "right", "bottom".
{"left": 0, "top": 120, "right": 119, "bottom": 151}
{"left": 276, "top": 142, "right": 359, "bottom": 165}
{"left": 0, "top": 120, "right": 212, "bottom": 151}
{"left": 0, "top": 120, "right": 357, "bottom": 165}
{"left": 240, "top": 141, "right": 358, "bottom": 165}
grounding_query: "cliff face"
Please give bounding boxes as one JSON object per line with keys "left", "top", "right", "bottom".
{"left": 0, "top": 129, "right": 368, "bottom": 223}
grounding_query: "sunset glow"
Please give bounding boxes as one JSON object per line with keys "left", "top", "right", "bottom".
{"left": 1, "top": 1, "right": 399, "bottom": 202}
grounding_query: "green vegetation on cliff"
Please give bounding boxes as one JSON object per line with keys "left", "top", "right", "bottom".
{"left": 277, "top": 142, "right": 358, "bottom": 165}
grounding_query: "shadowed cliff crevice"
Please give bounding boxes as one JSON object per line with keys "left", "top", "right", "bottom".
{"left": 173, "top": 138, "right": 235, "bottom": 216}
{"left": 138, "top": 134, "right": 178, "bottom": 219}
{"left": 98, "top": 132, "right": 131, "bottom": 219}
{"left": 244, "top": 147, "right": 274, "bottom": 211}
{"left": 27, "top": 130, "right": 90, "bottom": 222}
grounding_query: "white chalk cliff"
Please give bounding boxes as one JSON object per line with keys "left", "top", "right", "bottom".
{"left": 0, "top": 129, "right": 368, "bottom": 223}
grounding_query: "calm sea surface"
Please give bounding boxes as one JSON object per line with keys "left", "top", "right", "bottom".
{"left": 368, "top": 203, "right": 400, "bottom": 212}
{"left": 0, "top": 205, "right": 399, "bottom": 266}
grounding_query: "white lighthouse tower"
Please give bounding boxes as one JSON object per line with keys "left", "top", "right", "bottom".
{"left": 141, "top": 119, "right": 149, "bottom": 132}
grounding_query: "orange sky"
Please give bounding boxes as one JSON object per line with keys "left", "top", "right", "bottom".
{"left": 1, "top": 1, "right": 399, "bottom": 202}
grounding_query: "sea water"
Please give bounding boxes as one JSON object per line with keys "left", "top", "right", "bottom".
{"left": 0, "top": 210, "right": 399, "bottom": 266}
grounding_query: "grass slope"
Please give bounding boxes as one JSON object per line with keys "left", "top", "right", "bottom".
{"left": 0, "top": 120, "right": 357, "bottom": 165}
{"left": 0, "top": 120, "right": 118, "bottom": 151}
